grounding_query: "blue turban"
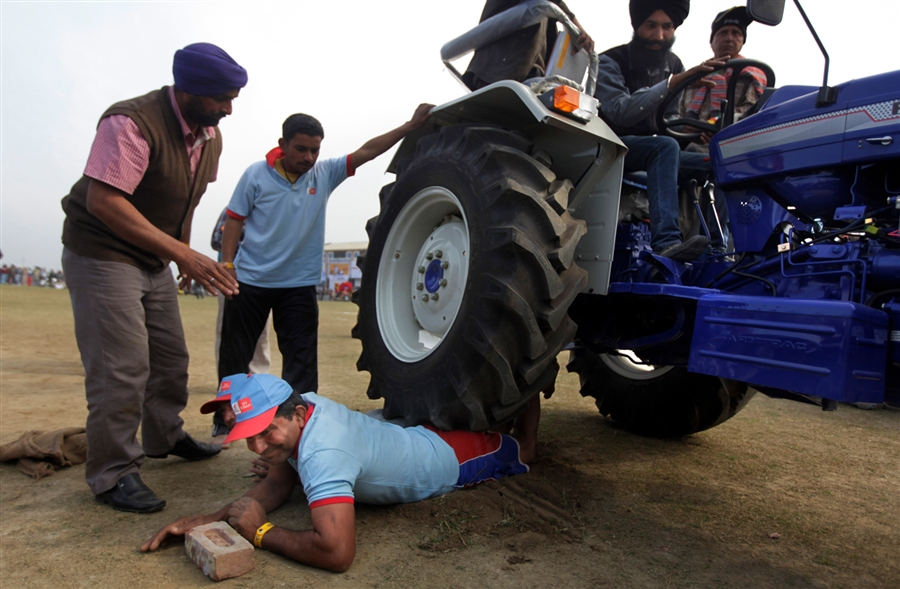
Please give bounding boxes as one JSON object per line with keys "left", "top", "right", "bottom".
{"left": 172, "top": 43, "right": 248, "bottom": 96}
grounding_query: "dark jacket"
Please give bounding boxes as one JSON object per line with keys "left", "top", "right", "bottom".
{"left": 597, "top": 42, "right": 683, "bottom": 136}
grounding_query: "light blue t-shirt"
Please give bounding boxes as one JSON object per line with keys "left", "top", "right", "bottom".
{"left": 227, "top": 156, "right": 350, "bottom": 288}
{"left": 287, "top": 393, "right": 459, "bottom": 507}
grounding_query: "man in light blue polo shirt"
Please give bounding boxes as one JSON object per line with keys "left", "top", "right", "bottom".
{"left": 217, "top": 104, "right": 432, "bottom": 406}
{"left": 142, "top": 373, "right": 537, "bottom": 572}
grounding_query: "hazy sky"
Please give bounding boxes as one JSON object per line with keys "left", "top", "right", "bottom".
{"left": 1, "top": 0, "right": 897, "bottom": 270}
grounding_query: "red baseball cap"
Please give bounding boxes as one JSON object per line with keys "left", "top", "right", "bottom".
{"left": 199, "top": 377, "right": 235, "bottom": 414}
{"left": 220, "top": 373, "right": 294, "bottom": 444}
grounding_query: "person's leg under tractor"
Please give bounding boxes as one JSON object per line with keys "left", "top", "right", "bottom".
{"left": 510, "top": 394, "right": 540, "bottom": 464}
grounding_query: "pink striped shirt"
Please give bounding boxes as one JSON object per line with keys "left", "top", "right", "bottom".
{"left": 84, "top": 87, "right": 217, "bottom": 195}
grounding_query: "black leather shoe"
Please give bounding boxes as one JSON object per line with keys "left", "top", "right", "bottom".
{"left": 95, "top": 473, "right": 166, "bottom": 513}
{"left": 146, "top": 434, "right": 221, "bottom": 460}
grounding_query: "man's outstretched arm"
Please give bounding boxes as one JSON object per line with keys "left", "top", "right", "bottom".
{"left": 140, "top": 459, "right": 297, "bottom": 552}
{"left": 350, "top": 103, "right": 434, "bottom": 169}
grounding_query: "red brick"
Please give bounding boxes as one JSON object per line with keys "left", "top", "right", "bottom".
{"left": 185, "top": 522, "right": 255, "bottom": 581}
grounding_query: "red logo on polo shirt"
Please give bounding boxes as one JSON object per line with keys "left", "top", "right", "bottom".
{"left": 219, "top": 380, "right": 231, "bottom": 392}
{"left": 308, "top": 187, "right": 316, "bottom": 195}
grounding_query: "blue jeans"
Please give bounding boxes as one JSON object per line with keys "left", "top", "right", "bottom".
{"left": 621, "top": 135, "right": 716, "bottom": 252}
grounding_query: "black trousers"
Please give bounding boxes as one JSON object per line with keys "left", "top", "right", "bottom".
{"left": 219, "top": 282, "right": 319, "bottom": 394}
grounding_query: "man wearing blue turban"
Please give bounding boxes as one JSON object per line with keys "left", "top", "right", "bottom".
{"left": 60, "top": 42, "right": 248, "bottom": 513}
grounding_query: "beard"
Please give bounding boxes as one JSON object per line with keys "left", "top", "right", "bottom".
{"left": 630, "top": 31, "right": 676, "bottom": 75}
{"left": 185, "top": 96, "right": 225, "bottom": 128}
{"left": 631, "top": 31, "right": 676, "bottom": 53}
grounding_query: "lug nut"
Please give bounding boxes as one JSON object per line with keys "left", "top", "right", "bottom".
{"left": 441, "top": 261, "right": 449, "bottom": 269}
{"left": 435, "top": 250, "right": 443, "bottom": 258}
{"left": 418, "top": 266, "right": 425, "bottom": 274}
{"left": 440, "top": 279, "right": 448, "bottom": 287}
{"left": 426, "top": 253, "right": 434, "bottom": 260}
{"left": 421, "top": 294, "right": 430, "bottom": 302}
{"left": 416, "top": 283, "right": 424, "bottom": 291}
{"left": 432, "top": 293, "right": 440, "bottom": 301}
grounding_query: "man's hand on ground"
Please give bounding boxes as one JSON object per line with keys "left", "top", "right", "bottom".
{"left": 140, "top": 513, "right": 216, "bottom": 552}
{"left": 176, "top": 249, "right": 240, "bottom": 298}
{"left": 227, "top": 497, "right": 268, "bottom": 542}
{"left": 669, "top": 56, "right": 731, "bottom": 91}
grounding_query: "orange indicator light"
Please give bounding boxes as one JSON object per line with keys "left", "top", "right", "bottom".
{"left": 553, "top": 85, "right": 580, "bottom": 113}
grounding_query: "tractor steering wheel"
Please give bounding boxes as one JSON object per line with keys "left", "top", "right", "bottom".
{"left": 655, "top": 58, "right": 776, "bottom": 141}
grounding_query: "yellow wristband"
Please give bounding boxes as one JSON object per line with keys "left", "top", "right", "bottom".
{"left": 224, "top": 262, "right": 235, "bottom": 269}
{"left": 254, "top": 522, "right": 274, "bottom": 548}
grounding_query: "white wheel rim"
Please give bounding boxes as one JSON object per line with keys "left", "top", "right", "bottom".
{"left": 376, "top": 187, "right": 470, "bottom": 362}
{"left": 599, "top": 350, "right": 673, "bottom": 381}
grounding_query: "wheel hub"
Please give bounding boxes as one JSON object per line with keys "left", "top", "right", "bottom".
{"left": 424, "top": 259, "right": 443, "bottom": 293}
{"left": 411, "top": 217, "right": 466, "bottom": 336}
{"left": 375, "top": 186, "right": 470, "bottom": 362}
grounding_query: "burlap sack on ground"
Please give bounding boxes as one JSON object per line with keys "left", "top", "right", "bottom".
{"left": 0, "top": 427, "right": 87, "bottom": 478}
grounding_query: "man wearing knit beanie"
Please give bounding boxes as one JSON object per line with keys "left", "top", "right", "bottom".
{"left": 595, "top": 1, "right": 730, "bottom": 261}
{"left": 679, "top": 6, "right": 768, "bottom": 151}
{"left": 60, "top": 42, "right": 248, "bottom": 513}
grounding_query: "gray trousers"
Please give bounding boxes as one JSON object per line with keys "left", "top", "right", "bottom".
{"left": 62, "top": 248, "right": 189, "bottom": 495}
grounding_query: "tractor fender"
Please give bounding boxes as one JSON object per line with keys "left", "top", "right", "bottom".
{"left": 387, "top": 80, "right": 627, "bottom": 295}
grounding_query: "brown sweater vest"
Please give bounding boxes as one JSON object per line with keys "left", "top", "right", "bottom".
{"left": 61, "top": 86, "right": 223, "bottom": 271}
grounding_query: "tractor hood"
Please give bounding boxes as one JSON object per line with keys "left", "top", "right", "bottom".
{"left": 711, "top": 69, "right": 900, "bottom": 187}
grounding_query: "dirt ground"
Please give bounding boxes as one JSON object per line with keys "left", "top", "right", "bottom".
{"left": 1, "top": 286, "right": 898, "bottom": 589}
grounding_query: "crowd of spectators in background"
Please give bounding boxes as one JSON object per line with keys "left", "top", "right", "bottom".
{"left": 0, "top": 264, "right": 66, "bottom": 288}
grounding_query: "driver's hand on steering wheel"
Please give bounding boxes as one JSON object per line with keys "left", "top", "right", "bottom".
{"left": 668, "top": 56, "right": 731, "bottom": 91}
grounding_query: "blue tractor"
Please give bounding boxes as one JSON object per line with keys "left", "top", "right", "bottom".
{"left": 352, "top": 0, "right": 900, "bottom": 435}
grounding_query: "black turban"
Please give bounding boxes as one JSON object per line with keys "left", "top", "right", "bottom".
{"left": 710, "top": 6, "right": 752, "bottom": 43}
{"left": 629, "top": 0, "right": 691, "bottom": 29}
{"left": 172, "top": 43, "right": 248, "bottom": 96}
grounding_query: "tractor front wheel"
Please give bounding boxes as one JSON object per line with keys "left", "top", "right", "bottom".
{"left": 353, "top": 125, "right": 587, "bottom": 430}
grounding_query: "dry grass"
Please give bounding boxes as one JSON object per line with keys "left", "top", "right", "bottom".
{"left": 1, "top": 285, "right": 898, "bottom": 588}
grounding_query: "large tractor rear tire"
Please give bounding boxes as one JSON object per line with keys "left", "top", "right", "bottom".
{"left": 352, "top": 125, "right": 587, "bottom": 430}
{"left": 566, "top": 346, "right": 755, "bottom": 437}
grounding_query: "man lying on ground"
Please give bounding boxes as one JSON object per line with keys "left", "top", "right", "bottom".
{"left": 141, "top": 373, "right": 538, "bottom": 572}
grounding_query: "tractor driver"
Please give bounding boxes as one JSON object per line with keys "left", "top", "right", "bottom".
{"left": 141, "top": 373, "right": 539, "bottom": 572}
{"left": 594, "top": 0, "right": 729, "bottom": 261}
